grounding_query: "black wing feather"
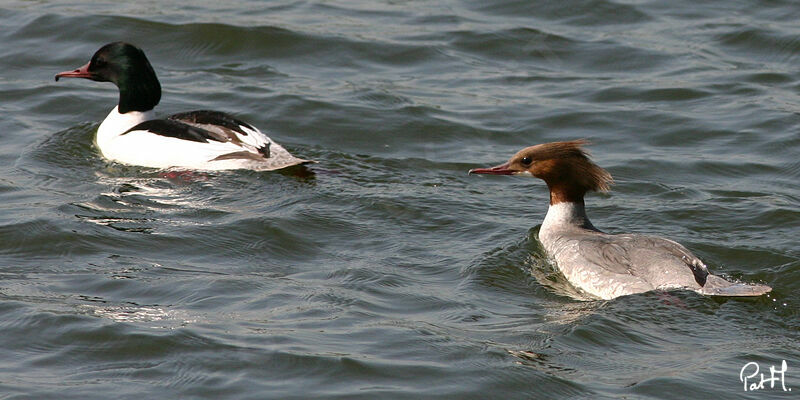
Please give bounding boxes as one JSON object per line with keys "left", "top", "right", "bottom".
{"left": 168, "top": 110, "right": 255, "bottom": 136}
{"left": 122, "top": 119, "right": 226, "bottom": 143}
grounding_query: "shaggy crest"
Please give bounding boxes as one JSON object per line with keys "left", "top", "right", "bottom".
{"left": 519, "top": 139, "right": 613, "bottom": 193}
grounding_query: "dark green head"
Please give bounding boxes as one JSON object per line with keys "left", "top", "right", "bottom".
{"left": 56, "top": 41, "right": 161, "bottom": 113}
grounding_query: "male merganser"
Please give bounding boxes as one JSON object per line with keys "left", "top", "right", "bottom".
{"left": 55, "top": 42, "right": 311, "bottom": 171}
{"left": 469, "top": 140, "right": 772, "bottom": 300}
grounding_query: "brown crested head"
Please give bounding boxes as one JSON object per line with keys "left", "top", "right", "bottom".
{"left": 469, "top": 140, "right": 613, "bottom": 204}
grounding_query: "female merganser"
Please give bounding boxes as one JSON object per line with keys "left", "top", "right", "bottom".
{"left": 469, "top": 140, "right": 772, "bottom": 300}
{"left": 55, "top": 42, "right": 311, "bottom": 171}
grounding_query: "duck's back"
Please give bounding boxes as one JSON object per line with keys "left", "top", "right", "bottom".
{"left": 541, "top": 227, "right": 709, "bottom": 299}
{"left": 542, "top": 227, "right": 771, "bottom": 299}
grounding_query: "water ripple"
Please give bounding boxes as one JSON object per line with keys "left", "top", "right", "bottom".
{"left": 1, "top": 1, "right": 798, "bottom": 399}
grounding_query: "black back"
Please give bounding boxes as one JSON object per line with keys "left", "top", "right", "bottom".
{"left": 123, "top": 119, "right": 223, "bottom": 143}
{"left": 168, "top": 110, "right": 256, "bottom": 136}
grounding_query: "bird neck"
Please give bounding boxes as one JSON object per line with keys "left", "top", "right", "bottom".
{"left": 117, "top": 72, "right": 161, "bottom": 113}
{"left": 541, "top": 200, "right": 598, "bottom": 232}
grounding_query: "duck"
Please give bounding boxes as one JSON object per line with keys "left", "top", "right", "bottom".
{"left": 55, "top": 41, "right": 312, "bottom": 171}
{"left": 469, "top": 140, "right": 772, "bottom": 300}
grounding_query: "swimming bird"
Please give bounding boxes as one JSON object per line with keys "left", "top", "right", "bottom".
{"left": 469, "top": 140, "right": 772, "bottom": 300}
{"left": 55, "top": 41, "right": 311, "bottom": 171}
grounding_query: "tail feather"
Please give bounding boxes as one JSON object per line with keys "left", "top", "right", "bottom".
{"left": 697, "top": 275, "right": 772, "bottom": 297}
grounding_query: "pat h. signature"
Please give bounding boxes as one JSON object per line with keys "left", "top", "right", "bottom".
{"left": 740, "top": 360, "right": 791, "bottom": 392}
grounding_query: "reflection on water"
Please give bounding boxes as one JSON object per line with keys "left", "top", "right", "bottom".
{"left": 72, "top": 171, "right": 220, "bottom": 233}
{"left": 81, "top": 304, "right": 196, "bottom": 327}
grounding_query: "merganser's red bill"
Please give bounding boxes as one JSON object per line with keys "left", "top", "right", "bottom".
{"left": 55, "top": 62, "right": 92, "bottom": 81}
{"left": 468, "top": 163, "right": 515, "bottom": 175}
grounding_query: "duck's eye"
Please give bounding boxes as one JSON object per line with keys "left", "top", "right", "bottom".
{"left": 521, "top": 156, "right": 532, "bottom": 166}
{"left": 93, "top": 58, "right": 107, "bottom": 68}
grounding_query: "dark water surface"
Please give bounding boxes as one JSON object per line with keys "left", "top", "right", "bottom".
{"left": 1, "top": 1, "right": 799, "bottom": 399}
